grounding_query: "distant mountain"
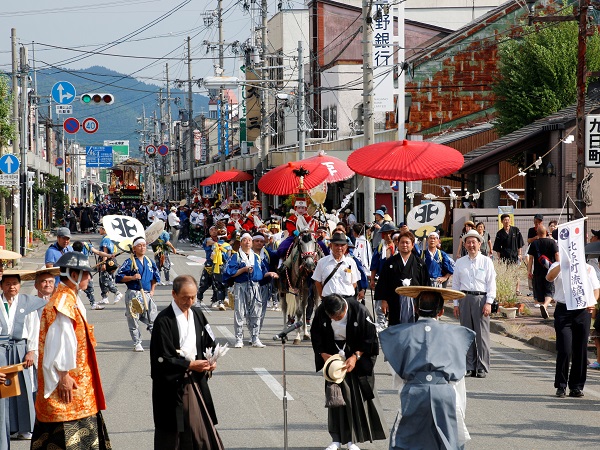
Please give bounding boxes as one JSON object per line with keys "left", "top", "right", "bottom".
{"left": 32, "top": 65, "right": 209, "bottom": 158}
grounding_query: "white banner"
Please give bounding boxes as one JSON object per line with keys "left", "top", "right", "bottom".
{"left": 372, "top": 0, "right": 394, "bottom": 112}
{"left": 193, "top": 130, "right": 202, "bottom": 162}
{"left": 557, "top": 218, "right": 595, "bottom": 310}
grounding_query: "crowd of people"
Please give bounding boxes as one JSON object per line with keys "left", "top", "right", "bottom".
{"left": 0, "top": 190, "right": 596, "bottom": 450}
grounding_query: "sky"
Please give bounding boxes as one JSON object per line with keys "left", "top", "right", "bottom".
{"left": 0, "top": 0, "right": 306, "bottom": 88}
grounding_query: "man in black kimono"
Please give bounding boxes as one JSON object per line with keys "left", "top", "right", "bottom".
{"left": 150, "top": 274, "right": 224, "bottom": 449}
{"left": 312, "top": 294, "right": 387, "bottom": 450}
{"left": 375, "top": 230, "right": 430, "bottom": 325}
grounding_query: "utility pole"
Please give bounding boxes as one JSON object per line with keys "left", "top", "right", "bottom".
{"left": 297, "top": 41, "right": 306, "bottom": 160}
{"left": 259, "top": 0, "right": 269, "bottom": 214}
{"left": 362, "top": 1, "right": 375, "bottom": 221}
{"left": 159, "top": 88, "right": 166, "bottom": 201}
{"left": 218, "top": 0, "right": 227, "bottom": 172}
{"left": 396, "top": 2, "right": 406, "bottom": 223}
{"left": 19, "top": 44, "right": 29, "bottom": 255}
{"left": 166, "top": 63, "right": 174, "bottom": 199}
{"left": 11, "top": 29, "right": 19, "bottom": 251}
{"left": 527, "top": 0, "right": 588, "bottom": 220}
{"left": 187, "top": 36, "right": 194, "bottom": 191}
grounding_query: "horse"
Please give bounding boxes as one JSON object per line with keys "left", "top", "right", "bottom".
{"left": 276, "top": 230, "right": 324, "bottom": 344}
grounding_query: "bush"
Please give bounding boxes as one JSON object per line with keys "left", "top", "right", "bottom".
{"left": 494, "top": 259, "right": 522, "bottom": 307}
{"left": 440, "top": 237, "right": 453, "bottom": 254}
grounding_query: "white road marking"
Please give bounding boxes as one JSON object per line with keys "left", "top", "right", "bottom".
{"left": 492, "top": 349, "right": 600, "bottom": 399}
{"left": 216, "top": 326, "right": 235, "bottom": 342}
{"left": 186, "top": 262, "right": 203, "bottom": 266}
{"left": 253, "top": 367, "right": 294, "bottom": 401}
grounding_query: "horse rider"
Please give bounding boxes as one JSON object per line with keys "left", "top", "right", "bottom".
{"left": 226, "top": 202, "right": 245, "bottom": 239}
{"left": 284, "top": 191, "right": 318, "bottom": 236}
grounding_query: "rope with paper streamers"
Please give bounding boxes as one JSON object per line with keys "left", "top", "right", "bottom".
{"left": 406, "top": 124, "right": 592, "bottom": 207}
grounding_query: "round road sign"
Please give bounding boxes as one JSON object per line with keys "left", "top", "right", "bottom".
{"left": 82, "top": 117, "right": 99, "bottom": 134}
{"left": 157, "top": 144, "right": 169, "bottom": 156}
{"left": 66, "top": 167, "right": 72, "bottom": 173}
{"left": 63, "top": 118, "right": 80, "bottom": 134}
{"left": 145, "top": 145, "right": 157, "bottom": 156}
{"left": 55, "top": 157, "right": 64, "bottom": 166}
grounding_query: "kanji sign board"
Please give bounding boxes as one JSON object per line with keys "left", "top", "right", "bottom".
{"left": 585, "top": 114, "right": 600, "bottom": 167}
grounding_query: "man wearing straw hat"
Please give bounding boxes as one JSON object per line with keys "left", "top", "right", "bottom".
{"left": 0, "top": 270, "right": 46, "bottom": 440}
{"left": 452, "top": 229, "right": 497, "bottom": 378}
{"left": 379, "top": 286, "right": 475, "bottom": 450}
{"left": 33, "top": 267, "right": 59, "bottom": 302}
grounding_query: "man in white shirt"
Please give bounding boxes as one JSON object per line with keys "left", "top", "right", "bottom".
{"left": 312, "top": 232, "right": 359, "bottom": 300}
{"left": 148, "top": 205, "right": 158, "bottom": 223}
{"left": 168, "top": 206, "right": 181, "bottom": 247}
{"left": 547, "top": 260, "right": 600, "bottom": 398}
{"left": 189, "top": 206, "right": 205, "bottom": 247}
{"left": 156, "top": 204, "right": 168, "bottom": 222}
{"left": 0, "top": 272, "right": 46, "bottom": 440}
{"left": 452, "top": 229, "right": 497, "bottom": 378}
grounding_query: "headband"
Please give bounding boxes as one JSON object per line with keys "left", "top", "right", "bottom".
{"left": 252, "top": 235, "right": 266, "bottom": 241}
{"left": 240, "top": 233, "right": 253, "bottom": 241}
{"left": 133, "top": 237, "right": 147, "bottom": 246}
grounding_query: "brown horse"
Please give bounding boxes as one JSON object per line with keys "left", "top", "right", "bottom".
{"left": 276, "top": 230, "right": 324, "bottom": 344}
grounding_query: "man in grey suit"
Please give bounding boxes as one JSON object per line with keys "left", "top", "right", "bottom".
{"left": 452, "top": 229, "right": 497, "bottom": 378}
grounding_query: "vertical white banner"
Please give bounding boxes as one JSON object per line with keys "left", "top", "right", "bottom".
{"left": 193, "top": 130, "right": 202, "bottom": 162}
{"left": 373, "top": 0, "right": 394, "bottom": 112}
{"left": 557, "top": 218, "right": 595, "bottom": 310}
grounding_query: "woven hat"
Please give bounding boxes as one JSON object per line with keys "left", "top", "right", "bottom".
{"left": 463, "top": 229, "right": 482, "bottom": 243}
{"left": 323, "top": 354, "right": 347, "bottom": 384}
{"left": 395, "top": 286, "right": 466, "bottom": 301}
{"left": 25, "top": 266, "right": 60, "bottom": 281}
{"left": 1, "top": 269, "right": 35, "bottom": 282}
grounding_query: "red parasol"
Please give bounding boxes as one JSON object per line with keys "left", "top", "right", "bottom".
{"left": 228, "top": 168, "right": 253, "bottom": 182}
{"left": 199, "top": 168, "right": 253, "bottom": 185}
{"left": 301, "top": 150, "right": 354, "bottom": 183}
{"left": 347, "top": 140, "right": 464, "bottom": 181}
{"left": 258, "top": 160, "right": 330, "bottom": 195}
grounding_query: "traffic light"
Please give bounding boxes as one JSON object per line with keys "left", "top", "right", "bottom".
{"left": 80, "top": 93, "right": 114, "bottom": 105}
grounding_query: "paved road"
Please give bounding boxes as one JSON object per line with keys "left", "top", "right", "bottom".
{"left": 11, "top": 233, "right": 600, "bottom": 449}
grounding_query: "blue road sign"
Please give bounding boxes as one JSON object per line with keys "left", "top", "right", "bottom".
{"left": 55, "top": 157, "right": 64, "bottom": 166}
{"left": 85, "top": 146, "right": 113, "bottom": 168}
{"left": 0, "top": 154, "right": 20, "bottom": 174}
{"left": 66, "top": 167, "right": 72, "bottom": 173}
{"left": 157, "top": 144, "right": 169, "bottom": 156}
{"left": 64, "top": 117, "right": 80, "bottom": 134}
{"left": 51, "top": 82, "right": 76, "bottom": 105}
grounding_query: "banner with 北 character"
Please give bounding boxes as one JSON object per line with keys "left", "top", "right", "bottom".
{"left": 557, "top": 218, "right": 596, "bottom": 310}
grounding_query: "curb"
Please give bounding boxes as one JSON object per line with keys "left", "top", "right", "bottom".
{"left": 443, "top": 304, "right": 557, "bottom": 353}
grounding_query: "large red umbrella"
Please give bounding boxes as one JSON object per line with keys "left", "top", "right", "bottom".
{"left": 199, "top": 168, "right": 252, "bottom": 186}
{"left": 347, "top": 140, "right": 464, "bottom": 181}
{"left": 228, "top": 168, "right": 253, "bottom": 182}
{"left": 301, "top": 150, "right": 354, "bottom": 183}
{"left": 199, "top": 171, "right": 232, "bottom": 186}
{"left": 258, "top": 160, "right": 330, "bottom": 195}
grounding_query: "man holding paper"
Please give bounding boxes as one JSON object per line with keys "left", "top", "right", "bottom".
{"left": 547, "top": 219, "right": 600, "bottom": 398}
{"left": 150, "top": 275, "right": 224, "bottom": 449}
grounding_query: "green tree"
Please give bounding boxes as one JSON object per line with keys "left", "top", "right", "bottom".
{"left": 493, "top": 14, "right": 600, "bottom": 138}
{"left": 45, "top": 174, "right": 68, "bottom": 227}
{"left": 0, "top": 75, "right": 15, "bottom": 148}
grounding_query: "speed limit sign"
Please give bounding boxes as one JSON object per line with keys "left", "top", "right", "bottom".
{"left": 82, "top": 117, "right": 99, "bottom": 134}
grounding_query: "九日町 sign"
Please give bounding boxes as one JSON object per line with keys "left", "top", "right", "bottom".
{"left": 585, "top": 114, "right": 600, "bottom": 167}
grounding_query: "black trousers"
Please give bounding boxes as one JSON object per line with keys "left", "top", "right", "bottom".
{"left": 554, "top": 302, "right": 591, "bottom": 390}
